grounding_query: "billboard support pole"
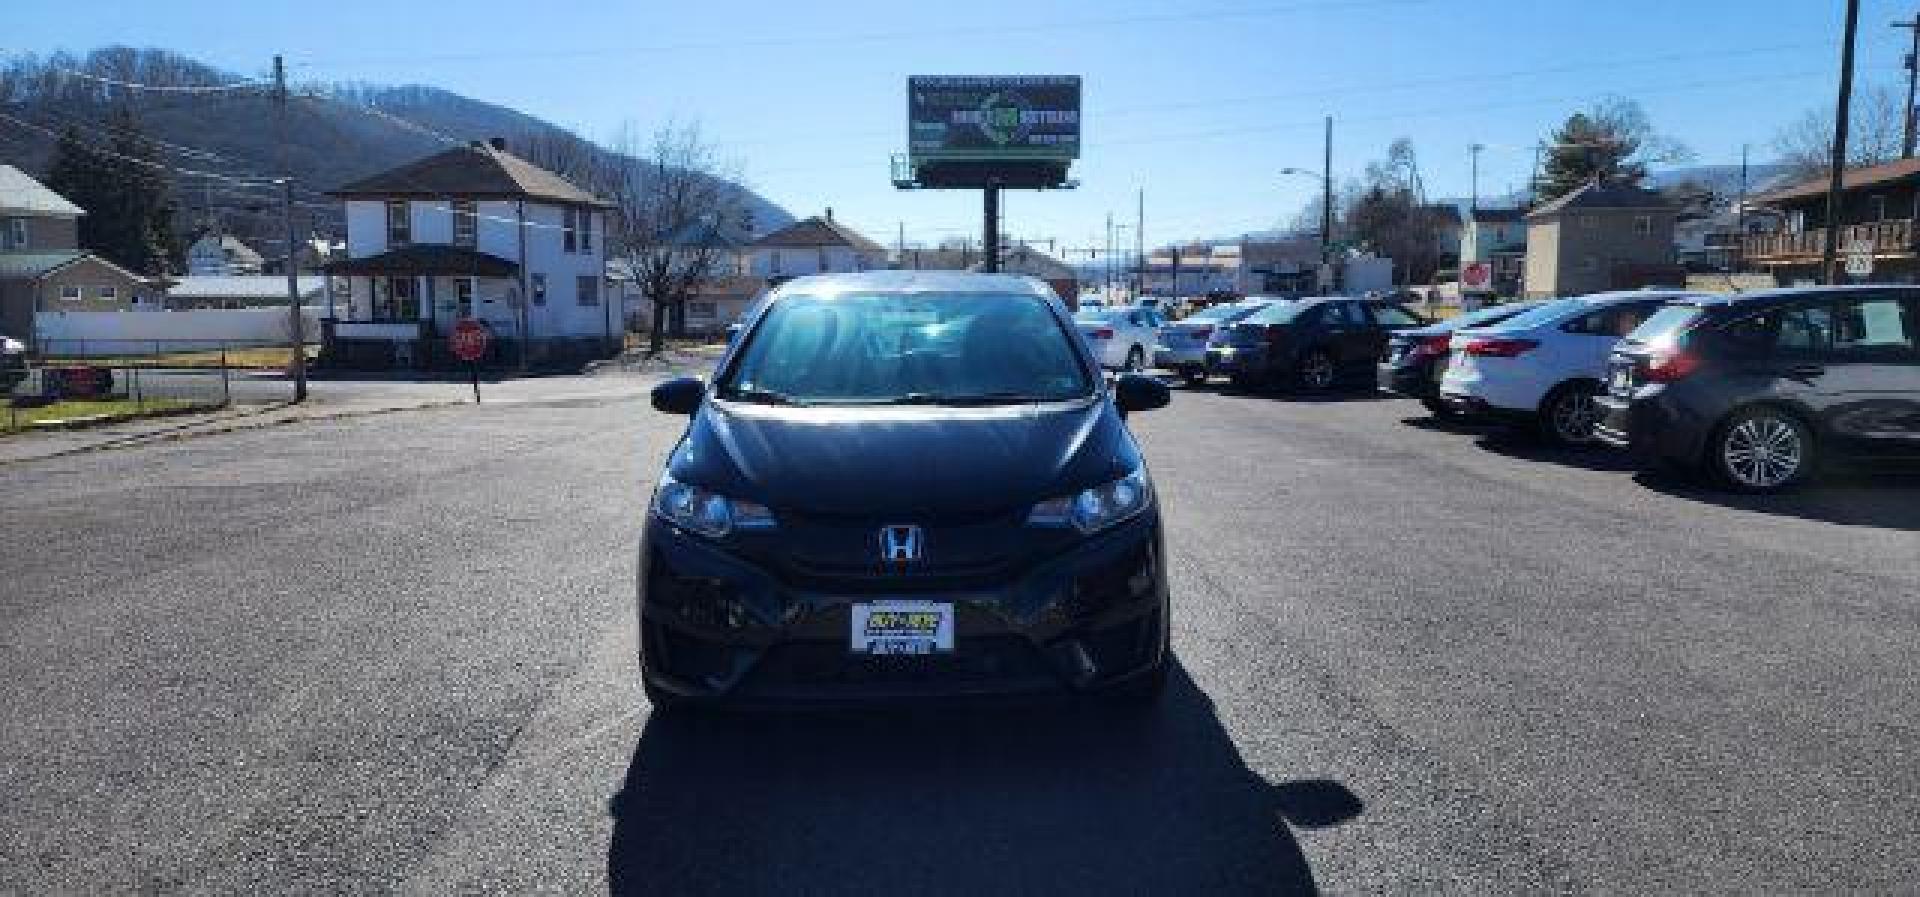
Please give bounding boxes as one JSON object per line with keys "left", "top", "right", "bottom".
{"left": 983, "top": 182, "right": 1001, "bottom": 274}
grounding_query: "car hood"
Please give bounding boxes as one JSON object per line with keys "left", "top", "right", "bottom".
{"left": 672, "top": 398, "right": 1135, "bottom": 517}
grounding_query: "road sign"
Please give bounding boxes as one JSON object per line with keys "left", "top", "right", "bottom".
{"left": 449, "top": 319, "right": 490, "bottom": 404}
{"left": 1845, "top": 240, "right": 1874, "bottom": 278}
{"left": 1461, "top": 261, "right": 1493, "bottom": 291}
{"left": 449, "top": 319, "right": 490, "bottom": 363}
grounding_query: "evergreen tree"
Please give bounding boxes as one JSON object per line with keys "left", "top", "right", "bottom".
{"left": 38, "top": 109, "right": 180, "bottom": 274}
{"left": 1535, "top": 99, "right": 1691, "bottom": 205}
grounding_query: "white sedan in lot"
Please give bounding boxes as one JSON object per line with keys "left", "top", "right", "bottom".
{"left": 1075, "top": 306, "right": 1162, "bottom": 371}
{"left": 1438, "top": 290, "right": 1702, "bottom": 444}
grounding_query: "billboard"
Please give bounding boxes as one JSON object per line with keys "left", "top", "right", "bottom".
{"left": 908, "top": 76, "right": 1081, "bottom": 163}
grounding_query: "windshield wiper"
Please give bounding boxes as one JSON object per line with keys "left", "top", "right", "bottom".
{"left": 885, "top": 391, "right": 1060, "bottom": 406}
{"left": 722, "top": 387, "right": 803, "bottom": 406}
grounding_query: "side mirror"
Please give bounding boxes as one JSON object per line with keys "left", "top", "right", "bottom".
{"left": 651, "top": 376, "right": 705, "bottom": 415}
{"left": 1113, "top": 373, "right": 1170, "bottom": 415}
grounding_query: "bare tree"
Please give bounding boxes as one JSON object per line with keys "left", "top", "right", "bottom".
{"left": 521, "top": 121, "right": 749, "bottom": 355}
{"left": 1772, "top": 82, "right": 1905, "bottom": 180}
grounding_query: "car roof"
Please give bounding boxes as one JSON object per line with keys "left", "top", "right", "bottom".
{"left": 767, "top": 270, "right": 1057, "bottom": 299}
{"left": 1665, "top": 284, "right": 1920, "bottom": 309}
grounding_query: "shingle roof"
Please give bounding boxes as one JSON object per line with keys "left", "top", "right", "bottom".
{"left": 194, "top": 234, "right": 265, "bottom": 264}
{"left": 1527, "top": 181, "right": 1672, "bottom": 219}
{"left": 1750, "top": 157, "right": 1920, "bottom": 205}
{"left": 0, "top": 250, "right": 86, "bottom": 278}
{"left": 1423, "top": 203, "right": 1463, "bottom": 225}
{"left": 323, "top": 244, "right": 518, "bottom": 277}
{"left": 748, "top": 216, "right": 887, "bottom": 254}
{"left": 1470, "top": 208, "right": 1526, "bottom": 223}
{"left": 0, "top": 165, "right": 85, "bottom": 216}
{"left": 328, "top": 142, "right": 612, "bottom": 208}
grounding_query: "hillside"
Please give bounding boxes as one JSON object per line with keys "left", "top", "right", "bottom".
{"left": 0, "top": 48, "right": 791, "bottom": 256}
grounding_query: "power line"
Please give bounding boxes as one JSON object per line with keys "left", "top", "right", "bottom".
{"left": 0, "top": 110, "right": 283, "bottom": 185}
{"left": 39, "top": 65, "right": 266, "bottom": 94}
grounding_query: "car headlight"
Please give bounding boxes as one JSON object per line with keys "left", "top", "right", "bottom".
{"left": 1026, "top": 468, "right": 1151, "bottom": 534}
{"left": 651, "top": 472, "right": 776, "bottom": 538}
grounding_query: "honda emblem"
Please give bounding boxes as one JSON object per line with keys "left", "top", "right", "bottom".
{"left": 879, "top": 525, "right": 923, "bottom": 564}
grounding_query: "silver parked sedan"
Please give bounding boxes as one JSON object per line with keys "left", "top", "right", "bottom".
{"left": 1153, "top": 299, "right": 1281, "bottom": 385}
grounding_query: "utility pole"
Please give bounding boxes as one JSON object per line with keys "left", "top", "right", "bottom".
{"left": 274, "top": 54, "right": 308, "bottom": 402}
{"left": 897, "top": 221, "right": 905, "bottom": 267}
{"left": 1896, "top": 12, "right": 1920, "bottom": 157}
{"left": 1823, "top": 0, "right": 1862, "bottom": 285}
{"left": 1105, "top": 212, "right": 1113, "bottom": 293}
{"left": 1320, "top": 116, "right": 1334, "bottom": 258}
{"left": 1469, "top": 143, "right": 1485, "bottom": 212}
{"left": 1135, "top": 188, "right": 1145, "bottom": 294}
{"left": 1736, "top": 143, "right": 1750, "bottom": 273}
{"left": 982, "top": 182, "right": 1001, "bottom": 273}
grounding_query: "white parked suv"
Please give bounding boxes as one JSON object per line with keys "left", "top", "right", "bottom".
{"left": 1439, "top": 290, "right": 1701, "bottom": 444}
{"left": 1074, "top": 305, "right": 1162, "bottom": 371}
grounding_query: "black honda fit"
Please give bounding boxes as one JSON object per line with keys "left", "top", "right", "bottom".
{"left": 639, "top": 271, "right": 1173, "bottom": 710}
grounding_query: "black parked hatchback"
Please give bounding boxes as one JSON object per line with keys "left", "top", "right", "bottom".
{"left": 1594, "top": 286, "right": 1920, "bottom": 492}
{"left": 639, "top": 271, "right": 1173, "bottom": 710}
{"left": 1206, "top": 296, "right": 1428, "bottom": 390}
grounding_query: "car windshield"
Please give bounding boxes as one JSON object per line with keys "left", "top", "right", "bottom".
{"left": 721, "top": 292, "right": 1093, "bottom": 405}
{"left": 1624, "top": 303, "right": 1704, "bottom": 348}
{"left": 1485, "top": 297, "right": 1584, "bottom": 330}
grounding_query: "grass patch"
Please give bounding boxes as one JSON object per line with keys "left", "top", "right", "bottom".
{"left": 38, "top": 345, "right": 319, "bottom": 370}
{"left": 1, "top": 398, "right": 210, "bottom": 434}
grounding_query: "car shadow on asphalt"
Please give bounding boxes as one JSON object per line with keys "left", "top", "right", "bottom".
{"left": 605, "top": 662, "right": 1359, "bottom": 896}
{"left": 1633, "top": 464, "right": 1920, "bottom": 531}
{"left": 1212, "top": 383, "right": 1393, "bottom": 404}
{"left": 1470, "top": 431, "right": 1645, "bottom": 474}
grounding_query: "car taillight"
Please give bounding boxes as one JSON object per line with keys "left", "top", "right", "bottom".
{"left": 1414, "top": 334, "right": 1452, "bottom": 357}
{"left": 1643, "top": 349, "right": 1700, "bottom": 383}
{"left": 1090, "top": 328, "right": 1113, "bottom": 340}
{"left": 1463, "top": 337, "right": 1539, "bottom": 358}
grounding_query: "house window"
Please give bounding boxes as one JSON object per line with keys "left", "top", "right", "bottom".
{"left": 688, "top": 301, "right": 717, "bottom": 320}
{"left": 452, "top": 200, "right": 476, "bottom": 248}
{"left": 531, "top": 273, "right": 547, "bottom": 306}
{"left": 386, "top": 200, "right": 411, "bottom": 246}
{"left": 1580, "top": 215, "right": 1598, "bottom": 230}
{"left": 577, "top": 275, "right": 599, "bottom": 306}
{"left": 96, "top": 285, "right": 118, "bottom": 301}
{"left": 580, "top": 211, "right": 593, "bottom": 252}
{"left": 5, "top": 217, "right": 25, "bottom": 249}
{"left": 376, "top": 276, "right": 418, "bottom": 322}
{"left": 818, "top": 248, "right": 830, "bottom": 271}
{"left": 771, "top": 251, "right": 783, "bottom": 274}
{"left": 563, "top": 208, "right": 577, "bottom": 253}
{"left": 455, "top": 278, "right": 474, "bottom": 318}
{"left": 1871, "top": 195, "right": 1888, "bottom": 222}
{"left": 59, "top": 285, "right": 82, "bottom": 301}
{"left": 1581, "top": 256, "right": 1599, "bottom": 272}
{"left": 1633, "top": 215, "right": 1652, "bottom": 235}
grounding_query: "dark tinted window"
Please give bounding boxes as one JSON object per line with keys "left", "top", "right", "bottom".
{"left": 1719, "top": 302, "right": 1834, "bottom": 356}
{"left": 1323, "top": 302, "right": 1362, "bottom": 326}
{"left": 1368, "top": 304, "right": 1424, "bottom": 328}
{"left": 1245, "top": 301, "right": 1309, "bottom": 325}
{"left": 724, "top": 292, "right": 1092, "bottom": 403}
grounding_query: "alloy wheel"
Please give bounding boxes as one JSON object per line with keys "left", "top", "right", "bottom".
{"left": 1721, "top": 415, "right": 1805, "bottom": 489}
{"left": 1549, "top": 389, "right": 1600, "bottom": 444}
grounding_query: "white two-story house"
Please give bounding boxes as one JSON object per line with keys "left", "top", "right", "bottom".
{"left": 321, "top": 138, "right": 615, "bottom": 368}
{"left": 745, "top": 210, "right": 886, "bottom": 283}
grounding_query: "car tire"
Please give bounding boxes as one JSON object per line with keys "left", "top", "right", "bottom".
{"left": 1708, "top": 407, "right": 1816, "bottom": 493}
{"left": 1537, "top": 381, "right": 1604, "bottom": 446}
{"left": 1295, "top": 349, "right": 1336, "bottom": 391}
{"left": 1124, "top": 346, "right": 1146, "bottom": 372}
{"left": 1420, "top": 397, "right": 1458, "bottom": 419}
{"left": 642, "top": 675, "right": 687, "bottom": 716}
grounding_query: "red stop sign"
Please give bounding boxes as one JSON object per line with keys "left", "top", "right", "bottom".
{"left": 449, "top": 319, "right": 490, "bottom": 362}
{"left": 1462, "top": 262, "right": 1491, "bottom": 289}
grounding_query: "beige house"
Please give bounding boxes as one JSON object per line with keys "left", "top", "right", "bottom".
{"left": 0, "top": 165, "right": 159, "bottom": 344}
{"left": 1523, "top": 182, "right": 1679, "bottom": 298}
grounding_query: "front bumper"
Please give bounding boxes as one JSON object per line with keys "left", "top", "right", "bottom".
{"left": 637, "top": 510, "right": 1170, "bottom": 705}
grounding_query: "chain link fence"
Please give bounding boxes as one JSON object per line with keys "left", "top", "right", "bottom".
{"left": 4, "top": 340, "right": 308, "bottom": 434}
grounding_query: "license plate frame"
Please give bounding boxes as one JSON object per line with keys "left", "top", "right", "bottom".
{"left": 850, "top": 600, "right": 955, "bottom": 655}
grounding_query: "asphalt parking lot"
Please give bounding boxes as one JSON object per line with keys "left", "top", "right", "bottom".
{"left": 2, "top": 378, "right": 1915, "bottom": 894}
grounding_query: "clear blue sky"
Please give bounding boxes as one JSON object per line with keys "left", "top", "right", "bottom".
{"left": 7, "top": 0, "right": 1916, "bottom": 255}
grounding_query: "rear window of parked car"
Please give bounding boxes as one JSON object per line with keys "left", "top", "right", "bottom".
{"left": 1489, "top": 298, "right": 1584, "bottom": 330}
{"left": 1244, "top": 300, "right": 1310, "bottom": 325}
{"left": 1625, "top": 304, "right": 1703, "bottom": 348}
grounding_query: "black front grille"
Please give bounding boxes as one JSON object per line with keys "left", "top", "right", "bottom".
{"left": 749, "top": 636, "right": 1051, "bottom": 688}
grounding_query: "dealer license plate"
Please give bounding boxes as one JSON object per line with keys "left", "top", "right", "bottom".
{"left": 851, "top": 600, "right": 955, "bottom": 655}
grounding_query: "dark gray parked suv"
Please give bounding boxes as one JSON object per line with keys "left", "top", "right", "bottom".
{"left": 1594, "top": 286, "right": 1920, "bottom": 492}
